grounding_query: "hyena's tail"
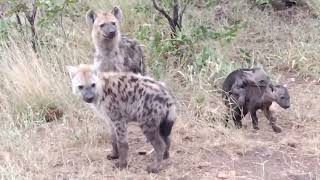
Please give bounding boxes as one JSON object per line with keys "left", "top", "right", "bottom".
{"left": 160, "top": 105, "right": 176, "bottom": 137}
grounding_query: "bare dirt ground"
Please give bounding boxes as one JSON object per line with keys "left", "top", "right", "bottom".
{"left": 2, "top": 74, "right": 318, "bottom": 180}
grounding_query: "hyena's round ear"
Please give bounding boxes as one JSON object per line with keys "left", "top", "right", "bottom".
{"left": 86, "top": 9, "right": 96, "bottom": 27}
{"left": 111, "top": 6, "right": 122, "bottom": 21}
{"left": 66, "top": 66, "right": 78, "bottom": 80}
{"left": 253, "top": 63, "right": 266, "bottom": 74}
{"left": 88, "top": 65, "right": 99, "bottom": 75}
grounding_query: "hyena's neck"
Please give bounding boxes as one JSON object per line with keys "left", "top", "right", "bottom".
{"left": 262, "top": 87, "right": 275, "bottom": 103}
{"left": 93, "top": 49, "right": 124, "bottom": 72}
{"left": 94, "top": 33, "right": 121, "bottom": 54}
{"left": 93, "top": 36, "right": 124, "bottom": 72}
{"left": 94, "top": 40, "right": 120, "bottom": 54}
{"left": 95, "top": 45, "right": 120, "bottom": 57}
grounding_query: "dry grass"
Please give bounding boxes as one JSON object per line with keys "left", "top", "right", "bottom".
{"left": 0, "top": 0, "right": 320, "bottom": 179}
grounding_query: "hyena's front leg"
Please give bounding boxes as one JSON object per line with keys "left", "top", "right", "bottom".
{"left": 250, "top": 110, "right": 259, "bottom": 130}
{"left": 113, "top": 121, "right": 129, "bottom": 169}
{"left": 107, "top": 125, "right": 119, "bottom": 160}
{"left": 144, "top": 128, "right": 166, "bottom": 173}
{"left": 263, "top": 107, "right": 282, "bottom": 133}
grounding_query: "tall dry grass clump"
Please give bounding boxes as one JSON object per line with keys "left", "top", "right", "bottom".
{"left": 0, "top": 30, "right": 92, "bottom": 128}
{"left": 0, "top": 29, "right": 95, "bottom": 179}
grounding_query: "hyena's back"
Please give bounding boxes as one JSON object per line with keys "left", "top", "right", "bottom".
{"left": 99, "top": 73, "right": 176, "bottom": 135}
{"left": 119, "top": 36, "right": 145, "bottom": 75}
{"left": 93, "top": 36, "right": 145, "bottom": 75}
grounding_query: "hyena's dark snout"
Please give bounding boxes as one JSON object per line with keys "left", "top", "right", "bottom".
{"left": 282, "top": 104, "right": 290, "bottom": 109}
{"left": 83, "top": 91, "right": 95, "bottom": 103}
{"left": 101, "top": 23, "right": 117, "bottom": 39}
{"left": 279, "top": 100, "right": 290, "bottom": 109}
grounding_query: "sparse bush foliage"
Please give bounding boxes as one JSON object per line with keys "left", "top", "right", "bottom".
{"left": 1, "top": 0, "right": 82, "bottom": 51}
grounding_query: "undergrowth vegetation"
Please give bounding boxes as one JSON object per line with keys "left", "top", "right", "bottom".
{"left": 0, "top": 0, "right": 253, "bottom": 127}
{"left": 0, "top": 0, "right": 319, "bottom": 144}
{"left": 0, "top": 0, "right": 319, "bottom": 145}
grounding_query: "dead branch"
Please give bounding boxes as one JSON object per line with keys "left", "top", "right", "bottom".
{"left": 24, "top": 0, "right": 37, "bottom": 52}
{"left": 25, "top": 0, "right": 37, "bottom": 24}
{"left": 152, "top": 0, "right": 173, "bottom": 24}
{"left": 152, "top": 0, "right": 189, "bottom": 36}
{"left": 15, "top": 13, "right": 24, "bottom": 33}
{"left": 178, "top": 2, "right": 189, "bottom": 28}
{"left": 172, "top": 0, "right": 179, "bottom": 28}
{"left": 15, "top": 13, "right": 22, "bottom": 26}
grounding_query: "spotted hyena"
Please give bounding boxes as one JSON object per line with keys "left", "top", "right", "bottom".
{"left": 66, "top": 64, "right": 176, "bottom": 173}
{"left": 86, "top": 6, "right": 145, "bottom": 75}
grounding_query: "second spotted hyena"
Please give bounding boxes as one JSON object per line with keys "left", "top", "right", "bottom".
{"left": 66, "top": 64, "right": 176, "bottom": 173}
{"left": 86, "top": 6, "right": 145, "bottom": 75}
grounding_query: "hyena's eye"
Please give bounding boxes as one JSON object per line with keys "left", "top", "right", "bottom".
{"left": 111, "top": 22, "right": 116, "bottom": 25}
{"left": 91, "top": 83, "right": 96, "bottom": 88}
{"left": 78, "top": 85, "right": 84, "bottom": 90}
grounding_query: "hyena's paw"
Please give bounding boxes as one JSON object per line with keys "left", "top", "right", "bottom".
{"left": 107, "top": 153, "right": 119, "bottom": 160}
{"left": 272, "top": 125, "right": 282, "bottom": 133}
{"left": 163, "top": 151, "right": 170, "bottom": 159}
{"left": 113, "top": 161, "right": 128, "bottom": 170}
{"left": 234, "top": 121, "right": 242, "bottom": 129}
{"left": 253, "top": 125, "right": 260, "bottom": 130}
{"left": 146, "top": 163, "right": 160, "bottom": 173}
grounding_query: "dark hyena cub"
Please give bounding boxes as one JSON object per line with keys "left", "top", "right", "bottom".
{"left": 66, "top": 64, "right": 176, "bottom": 173}
{"left": 223, "top": 68, "right": 290, "bottom": 132}
{"left": 222, "top": 66, "right": 270, "bottom": 107}
{"left": 231, "top": 83, "right": 290, "bottom": 132}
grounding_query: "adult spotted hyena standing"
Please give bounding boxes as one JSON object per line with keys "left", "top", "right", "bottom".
{"left": 86, "top": 6, "right": 145, "bottom": 75}
{"left": 66, "top": 64, "right": 176, "bottom": 173}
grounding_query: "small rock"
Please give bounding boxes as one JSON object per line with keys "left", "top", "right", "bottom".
{"left": 289, "top": 78, "right": 295, "bottom": 82}
{"left": 138, "top": 151, "right": 147, "bottom": 155}
{"left": 183, "top": 136, "right": 193, "bottom": 142}
{"left": 197, "top": 162, "right": 211, "bottom": 169}
{"left": 176, "top": 149, "right": 184, "bottom": 154}
{"left": 287, "top": 142, "right": 297, "bottom": 148}
{"left": 288, "top": 172, "right": 314, "bottom": 180}
{"left": 217, "top": 172, "right": 228, "bottom": 179}
{"left": 217, "top": 171, "right": 236, "bottom": 179}
{"left": 294, "top": 124, "right": 303, "bottom": 129}
{"left": 177, "top": 176, "right": 192, "bottom": 180}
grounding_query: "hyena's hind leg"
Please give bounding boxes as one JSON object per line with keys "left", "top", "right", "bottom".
{"left": 107, "top": 125, "right": 119, "bottom": 160}
{"left": 231, "top": 107, "right": 248, "bottom": 129}
{"left": 160, "top": 106, "right": 176, "bottom": 159}
{"left": 143, "top": 125, "right": 166, "bottom": 173}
